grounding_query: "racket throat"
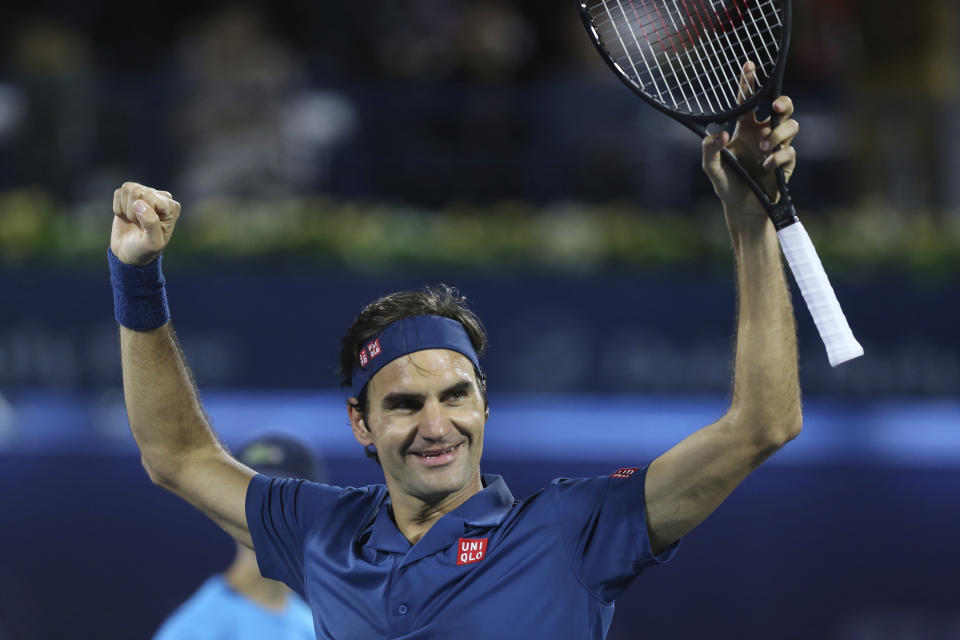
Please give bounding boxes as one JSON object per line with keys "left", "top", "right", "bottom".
{"left": 769, "top": 168, "right": 798, "bottom": 230}
{"left": 770, "top": 202, "right": 798, "bottom": 231}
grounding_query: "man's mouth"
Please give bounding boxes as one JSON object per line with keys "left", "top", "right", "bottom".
{"left": 410, "top": 443, "right": 462, "bottom": 466}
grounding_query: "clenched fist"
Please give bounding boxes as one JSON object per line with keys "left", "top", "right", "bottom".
{"left": 111, "top": 182, "right": 181, "bottom": 266}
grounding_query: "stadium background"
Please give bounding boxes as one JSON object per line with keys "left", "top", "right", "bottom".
{"left": 0, "top": 1, "right": 958, "bottom": 638}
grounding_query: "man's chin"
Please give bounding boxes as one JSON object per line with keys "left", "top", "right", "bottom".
{"left": 409, "top": 467, "right": 479, "bottom": 503}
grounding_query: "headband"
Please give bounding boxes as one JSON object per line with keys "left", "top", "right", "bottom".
{"left": 350, "top": 315, "right": 482, "bottom": 398}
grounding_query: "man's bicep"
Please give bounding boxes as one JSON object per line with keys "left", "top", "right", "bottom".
{"left": 644, "top": 417, "right": 779, "bottom": 554}
{"left": 164, "top": 447, "right": 257, "bottom": 548}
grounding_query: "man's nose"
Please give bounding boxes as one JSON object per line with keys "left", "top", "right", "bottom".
{"left": 418, "top": 399, "right": 450, "bottom": 440}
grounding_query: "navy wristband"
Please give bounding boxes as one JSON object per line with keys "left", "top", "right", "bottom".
{"left": 108, "top": 248, "right": 170, "bottom": 331}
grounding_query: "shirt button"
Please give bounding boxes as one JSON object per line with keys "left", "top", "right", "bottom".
{"left": 398, "top": 604, "right": 409, "bottom": 615}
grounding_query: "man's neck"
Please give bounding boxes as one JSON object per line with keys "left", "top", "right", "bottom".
{"left": 388, "top": 472, "right": 484, "bottom": 545}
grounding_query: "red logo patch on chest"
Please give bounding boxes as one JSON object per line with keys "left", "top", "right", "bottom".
{"left": 610, "top": 467, "right": 638, "bottom": 479}
{"left": 457, "top": 537, "right": 488, "bottom": 565}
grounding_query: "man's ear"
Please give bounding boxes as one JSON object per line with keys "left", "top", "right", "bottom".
{"left": 347, "top": 398, "right": 373, "bottom": 447}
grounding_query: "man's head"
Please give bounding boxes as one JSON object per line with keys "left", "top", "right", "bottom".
{"left": 237, "top": 434, "right": 325, "bottom": 483}
{"left": 338, "top": 285, "right": 487, "bottom": 399}
{"left": 339, "top": 285, "right": 489, "bottom": 505}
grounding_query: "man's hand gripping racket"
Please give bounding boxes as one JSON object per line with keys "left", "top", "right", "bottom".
{"left": 577, "top": 0, "right": 863, "bottom": 366}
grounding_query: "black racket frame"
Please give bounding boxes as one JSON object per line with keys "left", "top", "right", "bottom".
{"left": 577, "top": 0, "right": 798, "bottom": 230}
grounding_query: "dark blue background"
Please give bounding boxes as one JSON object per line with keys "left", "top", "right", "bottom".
{"left": 2, "top": 270, "right": 958, "bottom": 639}
{"left": 0, "top": 452, "right": 956, "bottom": 639}
{"left": 1, "top": 267, "right": 956, "bottom": 397}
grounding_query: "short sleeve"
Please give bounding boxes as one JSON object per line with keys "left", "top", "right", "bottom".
{"left": 245, "top": 474, "right": 346, "bottom": 596}
{"left": 550, "top": 465, "right": 679, "bottom": 603}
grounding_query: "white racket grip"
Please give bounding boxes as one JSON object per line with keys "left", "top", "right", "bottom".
{"left": 776, "top": 222, "right": 864, "bottom": 367}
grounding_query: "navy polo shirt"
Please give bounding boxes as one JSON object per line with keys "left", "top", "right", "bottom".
{"left": 246, "top": 466, "right": 677, "bottom": 639}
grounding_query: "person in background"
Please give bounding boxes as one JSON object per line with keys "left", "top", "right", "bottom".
{"left": 152, "top": 435, "right": 321, "bottom": 640}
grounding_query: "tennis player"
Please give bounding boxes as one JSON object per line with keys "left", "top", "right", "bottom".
{"left": 109, "top": 90, "right": 801, "bottom": 638}
{"left": 152, "top": 435, "right": 319, "bottom": 639}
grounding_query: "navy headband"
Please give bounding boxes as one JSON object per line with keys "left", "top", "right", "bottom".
{"left": 350, "top": 315, "right": 481, "bottom": 399}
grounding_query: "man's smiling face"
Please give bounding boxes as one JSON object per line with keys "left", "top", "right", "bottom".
{"left": 351, "top": 349, "right": 487, "bottom": 507}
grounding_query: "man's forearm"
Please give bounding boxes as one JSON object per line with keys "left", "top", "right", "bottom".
{"left": 121, "top": 323, "right": 221, "bottom": 483}
{"left": 727, "top": 213, "right": 802, "bottom": 444}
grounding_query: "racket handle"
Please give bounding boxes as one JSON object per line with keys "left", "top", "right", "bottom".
{"left": 776, "top": 221, "right": 864, "bottom": 367}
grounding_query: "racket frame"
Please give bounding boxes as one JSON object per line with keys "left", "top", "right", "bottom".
{"left": 576, "top": 0, "right": 864, "bottom": 366}
{"left": 577, "top": 0, "right": 798, "bottom": 229}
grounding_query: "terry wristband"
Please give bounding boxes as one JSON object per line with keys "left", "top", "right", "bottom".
{"left": 108, "top": 248, "right": 170, "bottom": 331}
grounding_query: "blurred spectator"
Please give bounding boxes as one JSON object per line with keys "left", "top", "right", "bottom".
{"left": 791, "top": 0, "right": 858, "bottom": 89}
{"left": 153, "top": 434, "right": 323, "bottom": 640}
{"left": 848, "top": 0, "right": 959, "bottom": 211}
{"left": 371, "top": 1, "right": 535, "bottom": 83}
{"left": 372, "top": 1, "right": 462, "bottom": 81}
{"left": 2, "top": 0, "right": 958, "bottom": 211}
{"left": 458, "top": 3, "right": 536, "bottom": 83}
{"left": 6, "top": 18, "right": 95, "bottom": 200}
{"left": 0, "top": 84, "right": 26, "bottom": 189}
{"left": 172, "top": 6, "right": 355, "bottom": 201}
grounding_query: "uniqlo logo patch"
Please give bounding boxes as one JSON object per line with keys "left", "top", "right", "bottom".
{"left": 367, "top": 339, "right": 382, "bottom": 358}
{"left": 610, "top": 467, "right": 638, "bottom": 479}
{"left": 457, "top": 537, "right": 488, "bottom": 565}
{"left": 358, "top": 349, "right": 369, "bottom": 367}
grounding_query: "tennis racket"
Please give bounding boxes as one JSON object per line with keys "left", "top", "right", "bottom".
{"left": 577, "top": 0, "right": 863, "bottom": 367}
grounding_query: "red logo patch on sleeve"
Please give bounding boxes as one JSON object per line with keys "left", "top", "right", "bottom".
{"left": 610, "top": 467, "right": 639, "bottom": 479}
{"left": 358, "top": 349, "right": 369, "bottom": 367}
{"left": 367, "top": 339, "right": 382, "bottom": 358}
{"left": 457, "top": 537, "right": 488, "bottom": 565}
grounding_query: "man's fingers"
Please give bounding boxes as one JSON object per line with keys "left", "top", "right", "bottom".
{"left": 701, "top": 131, "right": 730, "bottom": 186}
{"left": 133, "top": 201, "right": 164, "bottom": 248}
{"left": 736, "top": 61, "right": 757, "bottom": 106}
{"left": 154, "top": 194, "right": 181, "bottom": 221}
{"left": 122, "top": 183, "right": 152, "bottom": 223}
{"left": 702, "top": 131, "right": 729, "bottom": 165}
{"left": 119, "top": 182, "right": 181, "bottom": 223}
{"left": 111, "top": 183, "right": 179, "bottom": 262}
{"left": 113, "top": 188, "right": 123, "bottom": 218}
{"left": 772, "top": 95, "right": 794, "bottom": 119}
{"left": 764, "top": 118, "right": 799, "bottom": 151}
{"left": 131, "top": 190, "right": 174, "bottom": 220}
{"left": 762, "top": 145, "right": 796, "bottom": 171}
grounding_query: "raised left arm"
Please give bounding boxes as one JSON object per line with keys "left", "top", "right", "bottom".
{"left": 644, "top": 83, "right": 803, "bottom": 555}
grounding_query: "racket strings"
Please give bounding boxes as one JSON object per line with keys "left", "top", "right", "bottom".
{"left": 586, "top": 0, "right": 784, "bottom": 116}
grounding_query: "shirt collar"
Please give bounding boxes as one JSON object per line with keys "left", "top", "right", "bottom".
{"left": 460, "top": 474, "right": 515, "bottom": 527}
{"left": 362, "top": 474, "right": 515, "bottom": 556}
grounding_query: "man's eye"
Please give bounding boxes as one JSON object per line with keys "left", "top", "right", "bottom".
{"left": 386, "top": 400, "right": 421, "bottom": 411}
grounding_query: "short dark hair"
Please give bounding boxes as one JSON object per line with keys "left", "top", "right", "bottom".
{"left": 338, "top": 284, "right": 488, "bottom": 462}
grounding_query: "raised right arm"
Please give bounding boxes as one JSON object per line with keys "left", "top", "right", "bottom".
{"left": 112, "top": 182, "right": 255, "bottom": 548}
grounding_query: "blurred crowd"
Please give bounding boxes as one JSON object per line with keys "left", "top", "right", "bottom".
{"left": 0, "top": 0, "right": 958, "bottom": 211}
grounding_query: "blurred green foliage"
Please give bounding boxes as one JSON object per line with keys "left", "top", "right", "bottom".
{"left": 1, "top": 189, "right": 957, "bottom": 280}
